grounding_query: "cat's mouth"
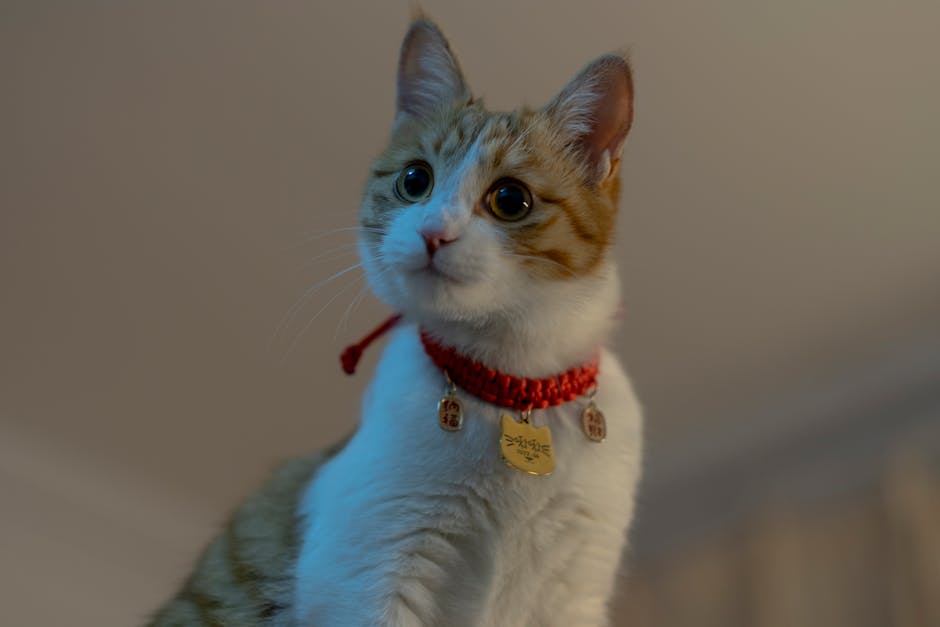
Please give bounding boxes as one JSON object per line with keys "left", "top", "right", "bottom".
{"left": 414, "top": 261, "right": 464, "bottom": 285}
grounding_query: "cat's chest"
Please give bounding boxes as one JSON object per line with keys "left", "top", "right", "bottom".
{"left": 354, "top": 326, "right": 622, "bottom": 480}
{"left": 292, "top": 327, "right": 639, "bottom": 625}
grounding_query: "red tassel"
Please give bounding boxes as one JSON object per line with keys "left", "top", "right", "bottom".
{"left": 340, "top": 345, "right": 363, "bottom": 375}
{"left": 340, "top": 313, "right": 403, "bottom": 375}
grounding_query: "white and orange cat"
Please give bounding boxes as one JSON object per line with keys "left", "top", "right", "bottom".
{"left": 150, "top": 17, "right": 642, "bottom": 627}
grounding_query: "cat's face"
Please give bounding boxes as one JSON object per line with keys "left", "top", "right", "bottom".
{"left": 359, "top": 19, "right": 633, "bottom": 326}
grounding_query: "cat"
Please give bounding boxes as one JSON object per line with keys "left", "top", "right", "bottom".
{"left": 148, "top": 16, "right": 642, "bottom": 627}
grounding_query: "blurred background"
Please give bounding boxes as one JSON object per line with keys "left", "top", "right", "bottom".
{"left": 2, "top": 1, "right": 938, "bottom": 625}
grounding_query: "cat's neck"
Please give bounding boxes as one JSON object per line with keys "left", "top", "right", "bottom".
{"left": 417, "top": 262, "right": 621, "bottom": 378}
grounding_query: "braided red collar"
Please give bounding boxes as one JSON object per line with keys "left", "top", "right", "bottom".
{"left": 338, "top": 313, "right": 598, "bottom": 411}
{"left": 419, "top": 330, "right": 599, "bottom": 410}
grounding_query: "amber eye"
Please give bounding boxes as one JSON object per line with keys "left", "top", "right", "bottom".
{"left": 486, "top": 179, "right": 533, "bottom": 221}
{"left": 395, "top": 162, "right": 433, "bottom": 202}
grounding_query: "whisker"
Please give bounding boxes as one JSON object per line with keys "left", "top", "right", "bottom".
{"left": 334, "top": 264, "right": 389, "bottom": 341}
{"left": 283, "top": 226, "right": 385, "bottom": 251}
{"left": 508, "top": 124, "right": 534, "bottom": 152}
{"left": 284, "top": 272, "right": 367, "bottom": 360}
{"left": 296, "top": 225, "right": 385, "bottom": 238}
{"left": 269, "top": 261, "right": 364, "bottom": 349}
{"left": 295, "top": 244, "right": 361, "bottom": 273}
{"left": 335, "top": 281, "right": 372, "bottom": 342}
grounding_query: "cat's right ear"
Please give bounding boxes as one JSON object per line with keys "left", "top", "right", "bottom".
{"left": 395, "top": 19, "right": 469, "bottom": 122}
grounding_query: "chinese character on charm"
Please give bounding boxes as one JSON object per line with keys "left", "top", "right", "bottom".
{"left": 438, "top": 393, "right": 463, "bottom": 431}
{"left": 581, "top": 403, "right": 606, "bottom": 442}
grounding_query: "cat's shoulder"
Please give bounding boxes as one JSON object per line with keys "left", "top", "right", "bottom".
{"left": 146, "top": 437, "right": 351, "bottom": 627}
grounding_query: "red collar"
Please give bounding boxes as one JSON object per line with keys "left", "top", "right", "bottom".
{"left": 341, "top": 314, "right": 599, "bottom": 411}
{"left": 419, "top": 330, "right": 599, "bottom": 411}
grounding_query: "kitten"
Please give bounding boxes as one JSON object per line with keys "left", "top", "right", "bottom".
{"left": 149, "top": 17, "right": 642, "bottom": 627}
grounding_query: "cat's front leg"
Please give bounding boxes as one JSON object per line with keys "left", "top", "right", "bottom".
{"left": 294, "top": 569, "right": 482, "bottom": 627}
{"left": 293, "top": 521, "right": 492, "bottom": 627}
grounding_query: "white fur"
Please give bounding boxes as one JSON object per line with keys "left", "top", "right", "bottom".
{"left": 292, "top": 88, "right": 642, "bottom": 625}
{"left": 292, "top": 321, "right": 641, "bottom": 627}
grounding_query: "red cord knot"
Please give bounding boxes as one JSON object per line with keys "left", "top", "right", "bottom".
{"left": 340, "top": 345, "right": 363, "bottom": 375}
{"left": 339, "top": 313, "right": 403, "bottom": 375}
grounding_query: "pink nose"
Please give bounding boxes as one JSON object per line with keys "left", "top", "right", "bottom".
{"left": 421, "top": 230, "right": 457, "bottom": 258}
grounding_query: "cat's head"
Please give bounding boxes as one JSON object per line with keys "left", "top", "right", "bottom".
{"left": 359, "top": 18, "right": 633, "bottom": 334}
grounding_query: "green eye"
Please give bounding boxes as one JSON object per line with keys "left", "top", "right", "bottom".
{"left": 486, "top": 179, "right": 532, "bottom": 221}
{"left": 395, "top": 162, "right": 433, "bottom": 202}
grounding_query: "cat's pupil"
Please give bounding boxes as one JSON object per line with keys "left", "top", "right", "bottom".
{"left": 403, "top": 168, "right": 429, "bottom": 196}
{"left": 495, "top": 186, "right": 527, "bottom": 215}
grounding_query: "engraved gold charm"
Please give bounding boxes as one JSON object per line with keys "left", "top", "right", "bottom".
{"left": 580, "top": 385, "right": 606, "bottom": 442}
{"left": 500, "top": 411, "right": 555, "bottom": 476}
{"left": 438, "top": 374, "right": 463, "bottom": 431}
{"left": 581, "top": 403, "right": 606, "bottom": 442}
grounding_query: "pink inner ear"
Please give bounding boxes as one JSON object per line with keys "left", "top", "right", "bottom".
{"left": 583, "top": 62, "right": 634, "bottom": 170}
{"left": 588, "top": 73, "right": 633, "bottom": 164}
{"left": 396, "top": 20, "right": 467, "bottom": 120}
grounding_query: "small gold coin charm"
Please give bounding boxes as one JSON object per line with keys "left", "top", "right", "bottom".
{"left": 438, "top": 375, "right": 463, "bottom": 431}
{"left": 581, "top": 402, "right": 607, "bottom": 442}
{"left": 500, "top": 411, "right": 555, "bottom": 476}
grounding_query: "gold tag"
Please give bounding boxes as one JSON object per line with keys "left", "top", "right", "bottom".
{"left": 438, "top": 393, "right": 463, "bottom": 431}
{"left": 500, "top": 413, "right": 554, "bottom": 476}
{"left": 581, "top": 403, "right": 606, "bottom": 442}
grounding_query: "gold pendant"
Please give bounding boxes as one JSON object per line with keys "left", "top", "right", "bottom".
{"left": 438, "top": 375, "right": 463, "bottom": 431}
{"left": 500, "top": 411, "right": 554, "bottom": 476}
{"left": 581, "top": 402, "right": 606, "bottom": 442}
{"left": 438, "top": 393, "right": 463, "bottom": 431}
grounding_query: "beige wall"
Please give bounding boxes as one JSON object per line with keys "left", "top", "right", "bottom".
{"left": 2, "top": 1, "right": 939, "bottom": 625}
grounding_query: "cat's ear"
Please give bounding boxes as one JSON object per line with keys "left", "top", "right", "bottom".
{"left": 545, "top": 55, "right": 634, "bottom": 183}
{"left": 396, "top": 19, "right": 469, "bottom": 122}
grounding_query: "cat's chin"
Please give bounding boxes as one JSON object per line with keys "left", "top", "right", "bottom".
{"left": 394, "top": 268, "right": 501, "bottom": 323}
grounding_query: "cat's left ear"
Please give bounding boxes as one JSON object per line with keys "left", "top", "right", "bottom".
{"left": 396, "top": 19, "right": 470, "bottom": 122}
{"left": 545, "top": 55, "right": 634, "bottom": 183}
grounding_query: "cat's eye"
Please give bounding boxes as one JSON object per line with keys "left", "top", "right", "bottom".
{"left": 395, "top": 162, "right": 434, "bottom": 202}
{"left": 486, "top": 179, "right": 533, "bottom": 221}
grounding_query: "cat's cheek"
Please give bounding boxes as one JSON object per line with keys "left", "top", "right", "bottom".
{"left": 360, "top": 256, "right": 405, "bottom": 310}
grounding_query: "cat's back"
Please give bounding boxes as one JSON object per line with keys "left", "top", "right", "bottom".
{"left": 146, "top": 442, "right": 346, "bottom": 627}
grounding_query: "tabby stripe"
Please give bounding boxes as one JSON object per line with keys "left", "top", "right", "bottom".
{"left": 370, "top": 168, "right": 397, "bottom": 178}
{"left": 282, "top": 497, "right": 302, "bottom": 552}
{"left": 369, "top": 191, "right": 395, "bottom": 206}
{"left": 513, "top": 243, "right": 575, "bottom": 277}
{"left": 554, "top": 198, "right": 599, "bottom": 246}
{"left": 514, "top": 212, "right": 560, "bottom": 238}
{"left": 226, "top": 523, "right": 286, "bottom": 620}
{"left": 260, "top": 601, "right": 284, "bottom": 619}
{"left": 450, "top": 120, "right": 484, "bottom": 161}
{"left": 226, "top": 526, "right": 262, "bottom": 588}
{"left": 360, "top": 220, "right": 386, "bottom": 232}
{"left": 182, "top": 589, "right": 224, "bottom": 627}
{"left": 468, "top": 120, "right": 484, "bottom": 146}
{"left": 440, "top": 131, "right": 468, "bottom": 161}
{"left": 488, "top": 144, "right": 507, "bottom": 170}
{"left": 534, "top": 247, "right": 574, "bottom": 271}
